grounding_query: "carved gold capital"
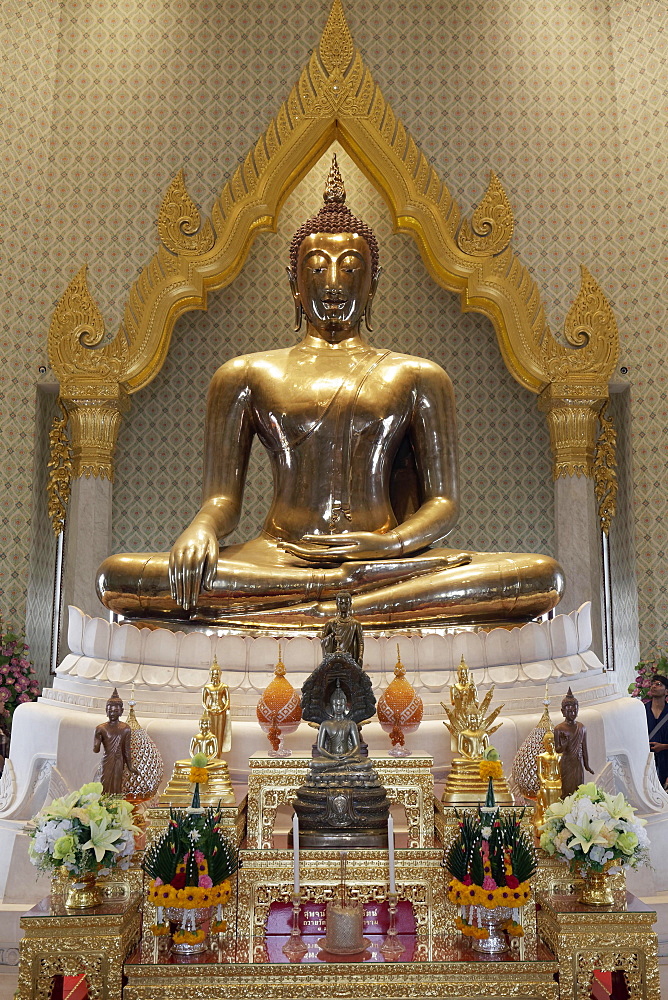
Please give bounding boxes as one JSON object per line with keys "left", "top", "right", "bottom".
{"left": 538, "top": 382, "right": 608, "bottom": 479}
{"left": 62, "top": 383, "right": 130, "bottom": 481}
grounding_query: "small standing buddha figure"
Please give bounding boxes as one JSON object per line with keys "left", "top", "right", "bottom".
{"left": 533, "top": 730, "right": 562, "bottom": 831}
{"left": 320, "top": 591, "right": 364, "bottom": 667}
{"left": 553, "top": 687, "right": 593, "bottom": 796}
{"left": 93, "top": 688, "right": 138, "bottom": 794}
{"left": 202, "top": 657, "right": 231, "bottom": 758}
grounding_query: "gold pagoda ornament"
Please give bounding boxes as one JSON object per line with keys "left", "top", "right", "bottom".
{"left": 377, "top": 646, "right": 423, "bottom": 757}
{"left": 511, "top": 683, "right": 553, "bottom": 801}
{"left": 256, "top": 646, "right": 302, "bottom": 757}
{"left": 441, "top": 657, "right": 512, "bottom": 805}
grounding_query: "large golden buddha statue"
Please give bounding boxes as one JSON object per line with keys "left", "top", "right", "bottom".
{"left": 98, "top": 156, "right": 563, "bottom": 629}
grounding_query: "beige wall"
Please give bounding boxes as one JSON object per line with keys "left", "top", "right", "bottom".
{"left": 3, "top": 0, "right": 665, "bottom": 677}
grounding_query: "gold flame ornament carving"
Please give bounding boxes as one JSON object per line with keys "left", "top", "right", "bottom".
{"left": 46, "top": 398, "right": 73, "bottom": 537}
{"left": 48, "top": 265, "right": 128, "bottom": 382}
{"left": 157, "top": 169, "right": 215, "bottom": 256}
{"left": 457, "top": 172, "right": 514, "bottom": 257}
{"left": 541, "top": 266, "right": 619, "bottom": 381}
{"left": 593, "top": 403, "right": 617, "bottom": 534}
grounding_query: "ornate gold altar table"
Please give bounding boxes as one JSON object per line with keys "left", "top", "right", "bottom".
{"left": 16, "top": 890, "right": 142, "bottom": 1000}
{"left": 537, "top": 891, "right": 661, "bottom": 1000}
{"left": 246, "top": 752, "right": 435, "bottom": 849}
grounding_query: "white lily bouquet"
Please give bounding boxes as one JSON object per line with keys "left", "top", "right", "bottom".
{"left": 27, "top": 782, "right": 139, "bottom": 877}
{"left": 539, "top": 782, "right": 650, "bottom": 874}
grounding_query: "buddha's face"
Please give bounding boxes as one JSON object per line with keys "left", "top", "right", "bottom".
{"left": 337, "top": 592, "right": 352, "bottom": 617}
{"left": 200, "top": 718, "right": 211, "bottom": 734}
{"left": 543, "top": 731, "right": 554, "bottom": 751}
{"left": 295, "top": 232, "right": 374, "bottom": 338}
{"left": 561, "top": 700, "right": 578, "bottom": 722}
{"left": 106, "top": 700, "right": 122, "bottom": 722}
{"left": 330, "top": 689, "right": 349, "bottom": 719}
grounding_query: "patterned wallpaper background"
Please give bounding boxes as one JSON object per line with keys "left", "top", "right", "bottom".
{"left": 2, "top": 0, "right": 665, "bottom": 681}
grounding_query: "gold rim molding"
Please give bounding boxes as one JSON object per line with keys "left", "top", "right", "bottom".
{"left": 47, "top": 0, "right": 619, "bottom": 500}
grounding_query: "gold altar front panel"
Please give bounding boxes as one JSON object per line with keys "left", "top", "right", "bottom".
{"left": 247, "top": 752, "right": 434, "bottom": 849}
{"left": 236, "top": 847, "right": 447, "bottom": 957}
{"left": 124, "top": 938, "right": 560, "bottom": 1000}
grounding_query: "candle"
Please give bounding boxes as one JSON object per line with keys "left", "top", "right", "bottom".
{"left": 387, "top": 814, "right": 395, "bottom": 894}
{"left": 292, "top": 812, "right": 300, "bottom": 894}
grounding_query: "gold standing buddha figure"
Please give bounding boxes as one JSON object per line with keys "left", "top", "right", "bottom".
{"left": 97, "top": 156, "right": 564, "bottom": 630}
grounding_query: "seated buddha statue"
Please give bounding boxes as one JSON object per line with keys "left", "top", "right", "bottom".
{"left": 97, "top": 155, "right": 564, "bottom": 629}
{"left": 293, "top": 679, "right": 390, "bottom": 848}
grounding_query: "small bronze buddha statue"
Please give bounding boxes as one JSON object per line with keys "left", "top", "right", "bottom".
{"left": 321, "top": 591, "right": 364, "bottom": 666}
{"left": 93, "top": 688, "right": 138, "bottom": 795}
{"left": 293, "top": 653, "right": 389, "bottom": 848}
{"left": 553, "top": 687, "right": 593, "bottom": 796}
{"left": 97, "top": 155, "right": 563, "bottom": 629}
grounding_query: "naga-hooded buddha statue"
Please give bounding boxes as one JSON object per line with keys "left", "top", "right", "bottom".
{"left": 98, "top": 155, "right": 564, "bottom": 629}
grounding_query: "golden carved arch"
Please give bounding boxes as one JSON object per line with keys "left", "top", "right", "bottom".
{"left": 48, "top": 0, "right": 619, "bottom": 495}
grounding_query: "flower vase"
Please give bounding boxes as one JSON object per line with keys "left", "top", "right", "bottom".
{"left": 471, "top": 906, "right": 513, "bottom": 955}
{"left": 165, "top": 906, "right": 212, "bottom": 955}
{"left": 64, "top": 872, "right": 102, "bottom": 910}
{"left": 578, "top": 868, "right": 615, "bottom": 907}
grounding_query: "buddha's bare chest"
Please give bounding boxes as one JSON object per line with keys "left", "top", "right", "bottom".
{"left": 249, "top": 359, "right": 410, "bottom": 448}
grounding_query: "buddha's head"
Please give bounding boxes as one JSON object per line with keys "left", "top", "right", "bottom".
{"left": 329, "top": 680, "right": 349, "bottom": 719}
{"left": 560, "top": 687, "right": 579, "bottom": 723}
{"left": 336, "top": 590, "right": 352, "bottom": 618}
{"left": 106, "top": 687, "right": 123, "bottom": 723}
{"left": 543, "top": 730, "right": 555, "bottom": 752}
{"left": 199, "top": 714, "right": 211, "bottom": 735}
{"left": 288, "top": 154, "right": 381, "bottom": 339}
{"left": 209, "top": 657, "right": 221, "bottom": 683}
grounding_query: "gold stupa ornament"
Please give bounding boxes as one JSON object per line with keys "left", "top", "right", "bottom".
{"left": 511, "top": 684, "right": 553, "bottom": 800}
{"left": 377, "top": 646, "right": 423, "bottom": 757}
{"left": 256, "top": 647, "right": 302, "bottom": 758}
{"left": 121, "top": 699, "right": 164, "bottom": 804}
{"left": 441, "top": 657, "right": 512, "bottom": 805}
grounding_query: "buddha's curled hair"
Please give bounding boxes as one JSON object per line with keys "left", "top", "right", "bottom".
{"left": 289, "top": 153, "right": 379, "bottom": 275}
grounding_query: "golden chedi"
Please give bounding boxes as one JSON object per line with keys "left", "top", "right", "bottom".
{"left": 441, "top": 657, "right": 511, "bottom": 805}
{"left": 377, "top": 645, "right": 423, "bottom": 756}
{"left": 161, "top": 710, "right": 235, "bottom": 807}
{"left": 96, "top": 155, "right": 563, "bottom": 630}
{"left": 256, "top": 647, "right": 302, "bottom": 756}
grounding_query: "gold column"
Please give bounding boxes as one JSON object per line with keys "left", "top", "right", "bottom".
{"left": 63, "top": 383, "right": 130, "bottom": 481}
{"left": 537, "top": 382, "right": 608, "bottom": 479}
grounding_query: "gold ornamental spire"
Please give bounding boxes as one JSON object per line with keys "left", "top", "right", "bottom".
{"left": 323, "top": 153, "right": 346, "bottom": 204}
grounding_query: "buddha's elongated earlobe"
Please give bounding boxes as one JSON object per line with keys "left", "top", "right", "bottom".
{"left": 286, "top": 266, "right": 303, "bottom": 332}
{"left": 364, "top": 266, "right": 382, "bottom": 332}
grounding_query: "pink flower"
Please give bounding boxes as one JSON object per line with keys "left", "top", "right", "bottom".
{"left": 482, "top": 876, "right": 497, "bottom": 890}
{"left": 194, "top": 850, "right": 205, "bottom": 864}
{"left": 153, "top": 878, "right": 163, "bottom": 886}
{"left": 18, "top": 693, "right": 31, "bottom": 703}
{"left": 198, "top": 875, "right": 213, "bottom": 888}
